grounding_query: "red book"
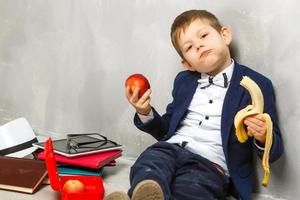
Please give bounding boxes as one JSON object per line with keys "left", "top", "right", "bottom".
{"left": 37, "top": 150, "right": 122, "bottom": 169}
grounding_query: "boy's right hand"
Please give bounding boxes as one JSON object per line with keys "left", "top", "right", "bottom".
{"left": 125, "top": 85, "right": 152, "bottom": 115}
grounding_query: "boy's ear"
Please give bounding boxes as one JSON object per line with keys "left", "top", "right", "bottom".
{"left": 181, "top": 59, "right": 195, "bottom": 71}
{"left": 220, "top": 26, "right": 232, "bottom": 45}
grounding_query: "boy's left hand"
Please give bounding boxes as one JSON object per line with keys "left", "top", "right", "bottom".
{"left": 244, "top": 114, "right": 266, "bottom": 144}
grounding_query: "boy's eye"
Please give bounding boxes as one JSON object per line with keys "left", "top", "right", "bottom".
{"left": 186, "top": 45, "right": 192, "bottom": 52}
{"left": 201, "top": 33, "right": 208, "bottom": 39}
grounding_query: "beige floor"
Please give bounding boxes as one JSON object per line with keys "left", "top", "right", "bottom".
{"left": 102, "top": 156, "right": 134, "bottom": 195}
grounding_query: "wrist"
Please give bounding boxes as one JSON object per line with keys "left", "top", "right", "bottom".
{"left": 137, "top": 107, "right": 151, "bottom": 116}
{"left": 255, "top": 138, "right": 266, "bottom": 147}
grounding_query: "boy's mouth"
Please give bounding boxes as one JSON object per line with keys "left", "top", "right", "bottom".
{"left": 200, "top": 50, "right": 212, "bottom": 58}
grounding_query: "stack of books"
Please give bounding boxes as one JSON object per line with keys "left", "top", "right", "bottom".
{"left": 34, "top": 134, "right": 123, "bottom": 178}
{"left": 37, "top": 149, "right": 122, "bottom": 177}
{"left": 0, "top": 134, "right": 123, "bottom": 194}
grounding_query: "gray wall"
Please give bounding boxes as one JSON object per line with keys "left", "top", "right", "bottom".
{"left": 0, "top": 1, "right": 298, "bottom": 199}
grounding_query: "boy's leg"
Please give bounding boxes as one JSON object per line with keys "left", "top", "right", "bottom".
{"left": 171, "top": 147, "right": 229, "bottom": 200}
{"left": 128, "top": 141, "right": 180, "bottom": 200}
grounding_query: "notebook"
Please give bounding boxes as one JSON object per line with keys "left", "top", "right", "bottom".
{"left": 33, "top": 134, "right": 123, "bottom": 157}
{"left": 0, "top": 156, "right": 48, "bottom": 194}
{"left": 58, "top": 165, "right": 103, "bottom": 176}
{"left": 37, "top": 150, "right": 122, "bottom": 169}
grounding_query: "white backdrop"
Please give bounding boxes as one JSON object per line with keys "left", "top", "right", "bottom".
{"left": 0, "top": 1, "right": 298, "bottom": 199}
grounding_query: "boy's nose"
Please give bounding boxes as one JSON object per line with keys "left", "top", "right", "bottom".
{"left": 196, "top": 45, "right": 202, "bottom": 51}
{"left": 196, "top": 43, "right": 204, "bottom": 51}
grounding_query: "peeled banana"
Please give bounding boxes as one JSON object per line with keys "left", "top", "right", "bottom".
{"left": 234, "top": 76, "right": 273, "bottom": 187}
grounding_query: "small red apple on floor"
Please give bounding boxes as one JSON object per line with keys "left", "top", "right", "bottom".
{"left": 125, "top": 74, "right": 150, "bottom": 97}
{"left": 62, "top": 180, "right": 86, "bottom": 193}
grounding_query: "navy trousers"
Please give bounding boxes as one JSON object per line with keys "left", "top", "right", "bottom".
{"left": 128, "top": 141, "right": 229, "bottom": 200}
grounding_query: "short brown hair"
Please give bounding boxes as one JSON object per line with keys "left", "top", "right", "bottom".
{"left": 171, "top": 10, "right": 223, "bottom": 58}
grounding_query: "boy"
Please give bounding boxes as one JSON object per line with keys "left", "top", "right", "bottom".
{"left": 105, "top": 10, "right": 283, "bottom": 200}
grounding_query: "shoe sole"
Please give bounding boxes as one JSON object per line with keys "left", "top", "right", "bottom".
{"left": 131, "top": 180, "right": 164, "bottom": 200}
{"left": 104, "top": 191, "right": 130, "bottom": 200}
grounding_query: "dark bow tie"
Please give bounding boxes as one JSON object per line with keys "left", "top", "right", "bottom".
{"left": 198, "top": 73, "right": 228, "bottom": 89}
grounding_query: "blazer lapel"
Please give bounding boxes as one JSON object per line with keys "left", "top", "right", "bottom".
{"left": 169, "top": 72, "right": 199, "bottom": 134}
{"left": 179, "top": 73, "right": 199, "bottom": 113}
{"left": 221, "top": 62, "right": 245, "bottom": 159}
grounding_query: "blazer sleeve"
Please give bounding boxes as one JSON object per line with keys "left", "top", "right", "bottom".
{"left": 254, "top": 79, "right": 284, "bottom": 163}
{"left": 133, "top": 107, "right": 169, "bottom": 140}
{"left": 133, "top": 72, "right": 186, "bottom": 140}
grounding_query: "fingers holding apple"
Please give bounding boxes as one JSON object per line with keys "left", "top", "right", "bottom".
{"left": 136, "top": 89, "right": 152, "bottom": 115}
{"left": 125, "top": 85, "right": 141, "bottom": 102}
{"left": 126, "top": 86, "right": 152, "bottom": 115}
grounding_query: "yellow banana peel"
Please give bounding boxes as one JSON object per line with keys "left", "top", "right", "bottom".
{"left": 234, "top": 76, "right": 273, "bottom": 187}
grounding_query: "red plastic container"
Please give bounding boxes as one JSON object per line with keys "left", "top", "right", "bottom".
{"left": 44, "top": 138, "right": 105, "bottom": 200}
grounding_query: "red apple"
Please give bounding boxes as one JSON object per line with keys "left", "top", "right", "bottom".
{"left": 62, "top": 180, "right": 86, "bottom": 194}
{"left": 125, "top": 74, "right": 150, "bottom": 97}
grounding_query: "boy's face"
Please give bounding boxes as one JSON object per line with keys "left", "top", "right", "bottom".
{"left": 178, "top": 19, "right": 232, "bottom": 75}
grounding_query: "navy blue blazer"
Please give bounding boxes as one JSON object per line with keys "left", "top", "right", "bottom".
{"left": 134, "top": 61, "right": 284, "bottom": 200}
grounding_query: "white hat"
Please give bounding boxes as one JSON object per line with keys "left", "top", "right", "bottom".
{"left": 0, "top": 118, "right": 44, "bottom": 158}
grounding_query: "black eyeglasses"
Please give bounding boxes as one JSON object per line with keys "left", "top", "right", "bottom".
{"left": 66, "top": 133, "right": 118, "bottom": 153}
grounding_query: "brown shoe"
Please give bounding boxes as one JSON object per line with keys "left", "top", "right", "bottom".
{"left": 104, "top": 191, "right": 130, "bottom": 200}
{"left": 131, "top": 180, "right": 164, "bottom": 200}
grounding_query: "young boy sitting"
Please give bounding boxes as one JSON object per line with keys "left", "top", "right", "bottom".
{"left": 105, "top": 9, "right": 283, "bottom": 200}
